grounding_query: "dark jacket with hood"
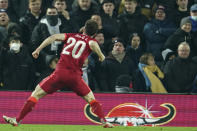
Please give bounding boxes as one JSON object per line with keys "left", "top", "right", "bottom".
{"left": 164, "top": 28, "right": 193, "bottom": 55}
{"left": 126, "top": 45, "right": 144, "bottom": 69}
{"left": 164, "top": 56, "right": 197, "bottom": 93}
{"left": 31, "top": 17, "right": 66, "bottom": 72}
{"left": 0, "top": 45, "right": 35, "bottom": 90}
{"left": 70, "top": 1, "right": 99, "bottom": 32}
{"left": 144, "top": 18, "right": 176, "bottom": 61}
{"left": 19, "top": 10, "right": 45, "bottom": 45}
{"left": 118, "top": 9, "right": 148, "bottom": 44}
{"left": 31, "top": 18, "right": 66, "bottom": 55}
{"left": 100, "top": 13, "right": 119, "bottom": 40}
{"left": 101, "top": 52, "right": 135, "bottom": 92}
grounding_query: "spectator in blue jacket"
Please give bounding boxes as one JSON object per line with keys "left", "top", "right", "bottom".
{"left": 189, "top": 4, "right": 197, "bottom": 56}
{"left": 144, "top": 5, "right": 176, "bottom": 65}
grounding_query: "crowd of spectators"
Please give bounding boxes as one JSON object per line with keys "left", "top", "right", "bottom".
{"left": 0, "top": 0, "right": 197, "bottom": 94}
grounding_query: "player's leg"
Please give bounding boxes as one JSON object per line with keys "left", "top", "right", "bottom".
{"left": 3, "top": 71, "right": 62, "bottom": 126}
{"left": 82, "top": 91, "right": 105, "bottom": 120}
{"left": 72, "top": 79, "right": 105, "bottom": 121}
{"left": 82, "top": 91, "right": 114, "bottom": 128}
{"left": 16, "top": 85, "right": 47, "bottom": 123}
{"left": 68, "top": 76, "right": 113, "bottom": 128}
{"left": 3, "top": 85, "right": 47, "bottom": 126}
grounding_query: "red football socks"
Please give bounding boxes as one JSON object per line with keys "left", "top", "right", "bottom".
{"left": 16, "top": 97, "right": 38, "bottom": 123}
{"left": 89, "top": 100, "right": 106, "bottom": 122}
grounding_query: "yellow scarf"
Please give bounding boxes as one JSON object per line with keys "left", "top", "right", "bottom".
{"left": 143, "top": 65, "right": 167, "bottom": 93}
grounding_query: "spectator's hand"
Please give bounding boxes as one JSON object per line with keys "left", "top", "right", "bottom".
{"left": 0, "top": 82, "right": 3, "bottom": 87}
{"left": 155, "top": 65, "right": 164, "bottom": 79}
{"left": 99, "top": 55, "right": 105, "bottom": 62}
{"left": 32, "top": 49, "right": 40, "bottom": 59}
{"left": 62, "top": 10, "right": 70, "bottom": 20}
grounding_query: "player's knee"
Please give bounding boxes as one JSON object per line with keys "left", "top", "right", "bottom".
{"left": 31, "top": 85, "right": 47, "bottom": 100}
{"left": 83, "top": 91, "right": 95, "bottom": 103}
{"left": 87, "top": 97, "right": 95, "bottom": 103}
{"left": 83, "top": 95, "right": 95, "bottom": 103}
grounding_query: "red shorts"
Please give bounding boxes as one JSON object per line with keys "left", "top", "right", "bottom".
{"left": 39, "top": 69, "right": 91, "bottom": 96}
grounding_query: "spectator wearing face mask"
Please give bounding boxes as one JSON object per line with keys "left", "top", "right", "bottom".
{"left": 31, "top": 6, "right": 66, "bottom": 73}
{"left": 189, "top": 4, "right": 197, "bottom": 56}
{"left": 0, "top": 35, "right": 36, "bottom": 90}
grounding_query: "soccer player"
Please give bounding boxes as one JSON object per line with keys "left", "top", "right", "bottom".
{"left": 3, "top": 19, "right": 113, "bottom": 128}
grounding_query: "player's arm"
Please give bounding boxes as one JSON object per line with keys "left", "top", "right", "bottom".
{"left": 89, "top": 40, "right": 105, "bottom": 62}
{"left": 32, "top": 33, "right": 66, "bottom": 59}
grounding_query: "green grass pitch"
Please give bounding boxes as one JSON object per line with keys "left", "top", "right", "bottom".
{"left": 0, "top": 124, "right": 197, "bottom": 131}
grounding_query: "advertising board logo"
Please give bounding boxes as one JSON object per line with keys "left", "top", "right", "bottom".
{"left": 84, "top": 102, "right": 176, "bottom": 126}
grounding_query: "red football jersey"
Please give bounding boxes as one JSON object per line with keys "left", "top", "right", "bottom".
{"left": 56, "top": 33, "right": 96, "bottom": 74}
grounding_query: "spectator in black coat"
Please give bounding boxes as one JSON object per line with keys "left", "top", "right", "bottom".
{"left": 164, "top": 42, "right": 197, "bottom": 93}
{"left": 70, "top": 0, "right": 99, "bottom": 32}
{"left": 19, "top": 0, "right": 44, "bottom": 47}
{"left": 101, "top": 38, "right": 135, "bottom": 92}
{"left": 0, "top": 10, "right": 12, "bottom": 38}
{"left": 0, "top": 0, "right": 21, "bottom": 22}
{"left": 53, "top": 0, "right": 76, "bottom": 33}
{"left": 95, "top": 0, "right": 121, "bottom": 15}
{"left": 190, "top": 4, "right": 197, "bottom": 56}
{"left": 163, "top": 17, "right": 193, "bottom": 58}
{"left": 31, "top": 6, "right": 66, "bottom": 73}
{"left": 118, "top": 0, "right": 148, "bottom": 46}
{"left": 170, "top": 0, "right": 190, "bottom": 28}
{"left": 0, "top": 36, "right": 35, "bottom": 90}
{"left": 126, "top": 33, "right": 144, "bottom": 69}
{"left": 0, "top": 10, "right": 23, "bottom": 49}
{"left": 100, "top": 0, "right": 119, "bottom": 40}
{"left": 88, "top": 30, "right": 107, "bottom": 91}
{"left": 7, "top": 0, "right": 29, "bottom": 22}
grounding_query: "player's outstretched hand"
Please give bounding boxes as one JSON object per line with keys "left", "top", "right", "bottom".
{"left": 32, "top": 49, "right": 40, "bottom": 59}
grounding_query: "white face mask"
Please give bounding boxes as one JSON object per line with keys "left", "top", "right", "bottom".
{"left": 10, "top": 43, "right": 21, "bottom": 52}
{"left": 191, "top": 16, "right": 197, "bottom": 21}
